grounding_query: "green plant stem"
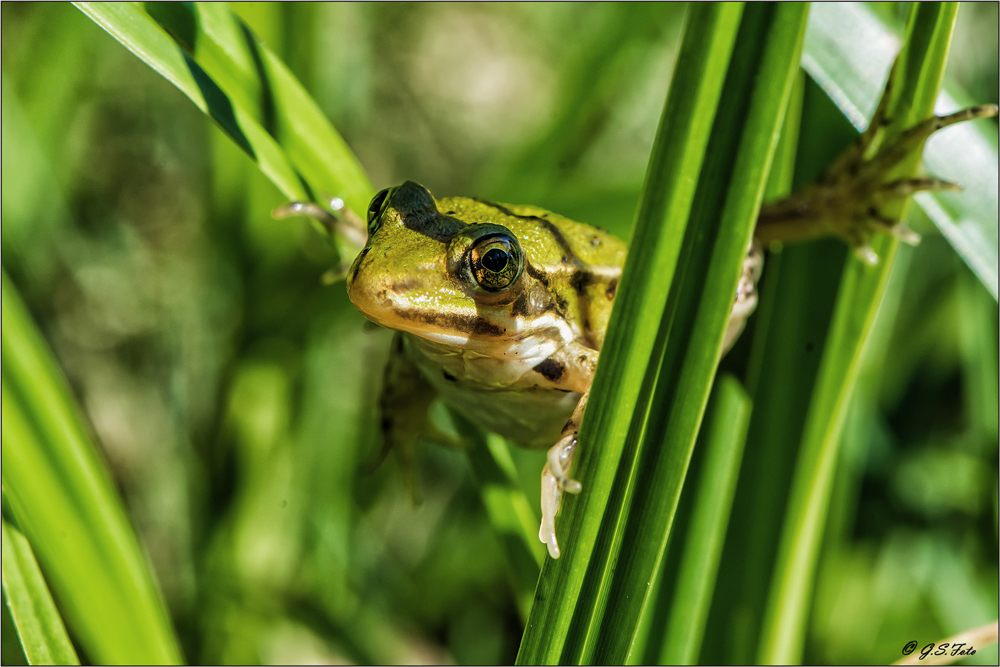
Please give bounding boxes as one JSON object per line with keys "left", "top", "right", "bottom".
{"left": 590, "top": 5, "right": 808, "bottom": 663}
{"left": 659, "top": 375, "right": 752, "bottom": 664}
{"left": 757, "top": 4, "right": 961, "bottom": 662}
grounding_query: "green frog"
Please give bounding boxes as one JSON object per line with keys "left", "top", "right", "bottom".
{"left": 278, "top": 102, "right": 996, "bottom": 559}
{"left": 346, "top": 183, "right": 700, "bottom": 559}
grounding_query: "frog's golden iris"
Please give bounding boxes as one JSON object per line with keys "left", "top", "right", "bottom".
{"left": 467, "top": 233, "right": 523, "bottom": 292}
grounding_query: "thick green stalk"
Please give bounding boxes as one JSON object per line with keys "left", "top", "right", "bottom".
{"left": 590, "top": 5, "right": 809, "bottom": 663}
{"left": 516, "top": 5, "right": 744, "bottom": 663}
{"left": 659, "top": 376, "right": 752, "bottom": 664}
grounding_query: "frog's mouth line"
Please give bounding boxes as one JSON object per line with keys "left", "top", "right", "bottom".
{"left": 372, "top": 303, "right": 575, "bottom": 360}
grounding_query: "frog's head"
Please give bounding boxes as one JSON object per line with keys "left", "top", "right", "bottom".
{"left": 347, "top": 182, "right": 545, "bottom": 351}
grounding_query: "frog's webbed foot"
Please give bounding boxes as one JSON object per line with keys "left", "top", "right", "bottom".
{"left": 539, "top": 392, "right": 587, "bottom": 559}
{"left": 367, "top": 333, "right": 454, "bottom": 505}
{"left": 756, "top": 87, "right": 998, "bottom": 263}
{"left": 273, "top": 196, "right": 368, "bottom": 282}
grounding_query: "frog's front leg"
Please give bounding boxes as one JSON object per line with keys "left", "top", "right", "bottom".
{"left": 540, "top": 389, "right": 588, "bottom": 559}
{"left": 273, "top": 197, "right": 368, "bottom": 282}
{"left": 536, "top": 342, "right": 598, "bottom": 559}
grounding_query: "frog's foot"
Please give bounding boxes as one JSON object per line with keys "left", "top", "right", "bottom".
{"left": 540, "top": 434, "right": 582, "bottom": 559}
{"left": 756, "top": 102, "right": 998, "bottom": 263}
{"left": 723, "top": 239, "right": 764, "bottom": 353}
{"left": 273, "top": 196, "right": 368, "bottom": 281}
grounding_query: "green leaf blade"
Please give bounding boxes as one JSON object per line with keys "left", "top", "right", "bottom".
{"left": 2, "top": 521, "right": 81, "bottom": 666}
{"left": 591, "top": 5, "right": 809, "bottom": 663}
{"left": 1, "top": 272, "right": 182, "bottom": 665}
{"left": 659, "top": 375, "right": 752, "bottom": 665}
{"left": 74, "top": 1, "right": 374, "bottom": 259}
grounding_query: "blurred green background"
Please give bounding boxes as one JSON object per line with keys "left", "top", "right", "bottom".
{"left": 1, "top": 3, "right": 997, "bottom": 664}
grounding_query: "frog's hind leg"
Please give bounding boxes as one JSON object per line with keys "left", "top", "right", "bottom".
{"left": 540, "top": 391, "right": 587, "bottom": 559}
{"left": 367, "top": 333, "right": 454, "bottom": 505}
{"left": 755, "top": 89, "right": 997, "bottom": 262}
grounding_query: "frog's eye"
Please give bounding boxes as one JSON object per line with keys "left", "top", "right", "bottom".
{"left": 469, "top": 233, "right": 523, "bottom": 292}
{"left": 367, "top": 188, "right": 391, "bottom": 234}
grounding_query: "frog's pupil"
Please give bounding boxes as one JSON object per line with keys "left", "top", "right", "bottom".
{"left": 482, "top": 248, "right": 509, "bottom": 272}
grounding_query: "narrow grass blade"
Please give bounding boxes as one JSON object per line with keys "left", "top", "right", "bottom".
{"left": 591, "top": 6, "right": 809, "bottom": 663}
{"left": 1, "top": 520, "right": 80, "bottom": 665}
{"left": 145, "top": 2, "right": 374, "bottom": 219}
{"left": 659, "top": 375, "right": 751, "bottom": 664}
{"left": 73, "top": 2, "right": 373, "bottom": 256}
{"left": 758, "top": 4, "right": 962, "bottom": 663}
{"left": 460, "top": 423, "right": 544, "bottom": 621}
{"left": 803, "top": 2, "right": 999, "bottom": 299}
{"left": 516, "top": 5, "right": 745, "bottom": 663}
{"left": 1, "top": 272, "right": 182, "bottom": 664}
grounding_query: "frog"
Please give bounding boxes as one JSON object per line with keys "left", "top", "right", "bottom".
{"left": 276, "top": 98, "right": 996, "bottom": 560}
{"left": 343, "top": 182, "right": 760, "bottom": 558}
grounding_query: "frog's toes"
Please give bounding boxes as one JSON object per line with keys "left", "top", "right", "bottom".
{"left": 272, "top": 197, "right": 368, "bottom": 249}
{"left": 540, "top": 463, "right": 563, "bottom": 559}
{"left": 880, "top": 176, "right": 962, "bottom": 199}
{"left": 273, "top": 200, "right": 339, "bottom": 230}
{"left": 538, "top": 432, "right": 584, "bottom": 559}
{"left": 757, "top": 103, "right": 997, "bottom": 261}
{"left": 547, "top": 433, "right": 582, "bottom": 493}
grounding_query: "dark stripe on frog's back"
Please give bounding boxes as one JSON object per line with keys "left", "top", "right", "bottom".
{"left": 470, "top": 198, "right": 622, "bottom": 273}
{"left": 470, "top": 198, "right": 583, "bottom": 269}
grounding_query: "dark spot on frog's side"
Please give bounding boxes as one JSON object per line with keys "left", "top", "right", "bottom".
{"left": 533, "top": 357, "right": 565, "bottom": 382}
{"left": 570, "top": 270, "right": 591, "bottom": 297}
{"left": 606, "top": 279, "right": 618, "bottom": 300}
{"left": 526, "top": 263, "right": 550, "bottom": 288}
{"left": 443, "top": 370, "right": 457, "bottom": 382}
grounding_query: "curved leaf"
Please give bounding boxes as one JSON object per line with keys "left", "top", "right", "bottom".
{"left": 74, "top": 2, "right": 374, "bottom": 256}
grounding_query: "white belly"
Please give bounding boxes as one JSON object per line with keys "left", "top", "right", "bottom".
{"left": 405, "top": 334, "right": 580, "bottom": 447}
